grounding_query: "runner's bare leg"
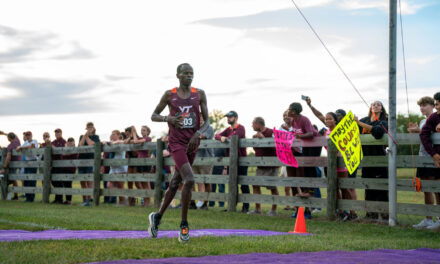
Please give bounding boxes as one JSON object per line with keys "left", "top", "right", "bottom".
{"left": 159, "top": 170, "right": 182, "bottom": 215}
{"left": 178, "top": 163, "right": 195, "bottom": 221}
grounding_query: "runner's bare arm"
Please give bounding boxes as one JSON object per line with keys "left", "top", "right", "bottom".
{"left": 186, "top": 89, "right": 209, "bottom": 154}
{"left": 151, "top": 91, "right": 183, "bottom": 128}
{"left": 197, "top": 89, "right": 210, "bottom": 135}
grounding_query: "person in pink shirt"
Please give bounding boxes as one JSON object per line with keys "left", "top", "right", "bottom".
{"left": 131, "top": 125, "right": 153, "bottom": 207}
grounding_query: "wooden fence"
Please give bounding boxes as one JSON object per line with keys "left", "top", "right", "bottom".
{"left": 1, "top": 133, "right": 439, "bottom": 221}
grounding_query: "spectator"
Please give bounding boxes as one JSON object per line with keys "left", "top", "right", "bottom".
{"left": 419, "top": 92, "right": 440, "bottom": 230}
{"left": 124, "top": 126, "right": 140, "bottom": 206}
{"left": 105, "top": 130, "right": 127, "bottom": 206}
{"left": 51, "top": 128, "right": 66, "bottom": 204}
{"left": 306, "top": 97, "right": 358, "bottom": 220}
{"left": 209, "top": 148, "right": 226, "bottom": 208}
{"left": 249, "top": 117, "right": 279, "bottom": 216}
{"left": 131, "top": 125, "right": 153, "bottom": 207}
{"left": 355, "top": 101, "right": 389, "bottom": 222}
{"left": 102, "top": 137, "right": 117, "bottom": 204}
{"left": 215, "top": 110, "right": 250, "bottom": 213}
{"left": 40, "top": 132, "right": 51, "bottom": 148}
{"left": 0, "top": 132, "right": 21, "bottom": 200}
{"left": 62, "top": 137, "right": 78, "bottom": 205}
{"left": 192, "top": 117, "right": 214, "bottom": 210}
{"left": 411, "top": 96, "right": 438, "bottom": 228}
{"left": 78, "top": 122, "right": 100, "bottom": 206}
{"left": 278, "top": 110, "right": 294, "bottom": 211}
{"left": 16, "top": 131, "right": 38, "bottom": 202}
{"left": 286, "top": 102, "right": 318, "bottom": 219}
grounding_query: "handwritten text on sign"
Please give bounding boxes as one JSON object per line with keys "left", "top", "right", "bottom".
{"left": 329, "top": 111, "right": 363, "bottom": 174}
{"left": 273, "top": 128, "right": 298, "bottom": 167}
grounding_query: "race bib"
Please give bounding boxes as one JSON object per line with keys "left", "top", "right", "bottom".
{"left": 176, "top": 112, "right": 196, "bottom": 128}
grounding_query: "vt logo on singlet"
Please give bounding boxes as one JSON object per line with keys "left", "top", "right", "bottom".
{"left": 176, "top": 106, "right": 196, "bottom": 129}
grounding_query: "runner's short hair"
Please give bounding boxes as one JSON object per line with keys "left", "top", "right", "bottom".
{"left": 434, "top": 92, "right": 440, "bottom": 101}
{"left": 417, "top": 96, "right": 434, "bottom": 106}
{"left": 177, "top": 63, "right": 191, "bottom": 74}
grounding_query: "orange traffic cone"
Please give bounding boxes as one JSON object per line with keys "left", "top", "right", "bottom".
{"left": 288, "top": 207, "right": 307, "bottom": 234}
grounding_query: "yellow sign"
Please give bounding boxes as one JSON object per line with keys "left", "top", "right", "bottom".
{"left": 329, "top": 111, "right": 363, "bottom": 174}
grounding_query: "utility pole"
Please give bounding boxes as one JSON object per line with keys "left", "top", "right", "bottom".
{"left": 388, "top": 0, "right": 398, "bottom": 226}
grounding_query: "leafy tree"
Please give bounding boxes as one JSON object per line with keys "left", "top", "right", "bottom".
{"left": 209, "top": 109, "right": 228, "bottom": 133}
{"left": 396, "top": 112, "right": 424, "bottom": 155}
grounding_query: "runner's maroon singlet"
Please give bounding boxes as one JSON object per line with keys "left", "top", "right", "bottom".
{"left": 167, "top": 87, "right": 201, "bottom": 170}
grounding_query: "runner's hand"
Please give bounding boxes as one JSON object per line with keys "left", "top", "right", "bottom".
{"left": 186, "top": 134, "right": 199, "bottom": 154}
{"left": 168, "top": 116, "right": 184, "bottom": 129}
{"left": 306, "top": 97, "right": 311, "bottom": 106}
{"left": 436, "top": 124, "right": 440, "bottom": 132}
{"left": 220, "top": 136, "right": 228, "bottom": 143}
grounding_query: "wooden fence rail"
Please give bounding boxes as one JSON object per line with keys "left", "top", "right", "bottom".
{"left": 1, "top": 133, "right": 439, "bottom": 220}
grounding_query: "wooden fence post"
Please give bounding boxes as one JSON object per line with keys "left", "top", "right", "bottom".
{"left": 1, "top": 149, "right": 9, "bottom": 200}
{"left": 154, "top": 139, "right": 164, "bottom": 208}
{"left": 227, "top": 135, "right": 239, "bottom": 212}
{"left": 42, "top": 146, "right": 52, "bottom": 203}
{"left": 326, "top": 139, "right": 338, "bottom": 220}
{"left": 93, "top": 142, "right": 102, "bottom": 206}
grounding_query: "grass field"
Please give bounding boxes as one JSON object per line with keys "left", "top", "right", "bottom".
{"left": 1, "top": 167, "right": 438, "bottom": 264}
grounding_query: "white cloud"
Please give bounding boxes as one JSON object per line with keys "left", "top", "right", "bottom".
{"left": 0, "top": 0, "right": 437, "bottom": 147}
{"left": 407, "top": 55, "right": 438, "bottom": 65}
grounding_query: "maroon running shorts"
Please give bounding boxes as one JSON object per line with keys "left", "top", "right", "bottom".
{"left": 170, "top": 148, "right": 197, "bottom": 171}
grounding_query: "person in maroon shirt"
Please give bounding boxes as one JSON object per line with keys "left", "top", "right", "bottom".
{"left": 286, "top": 102, "right": 318, "bottom": 219}
{"left": 249, "top": 117, "right": 279, "bottom": 216}
{"left": 62, "top": 137, "right": 78, "bottom": 205}
{"left": 0, "top": 132, "right": 21, "bottom": 200}
{"left": 421, "top": 92, "right": 440, "bottom": 169}
{"left": 215, "top": 110, "right": 250, "bottom": 213}
{"left": 419, "top": 92, "right": 440, "bottom": 230}
{"left": 51, "top": 128, "right": 67, "bottom": 204}
{"left": 149, "top": 63, "right": 210, "bottom": 243}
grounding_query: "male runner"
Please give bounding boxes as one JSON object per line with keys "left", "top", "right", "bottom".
{"left": 149, "top": 63, "right": 210, "bottom": 242}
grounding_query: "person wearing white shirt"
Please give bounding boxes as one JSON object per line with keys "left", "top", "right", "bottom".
{"left": 16, "top": 131, "right": 38, "bottom": 202}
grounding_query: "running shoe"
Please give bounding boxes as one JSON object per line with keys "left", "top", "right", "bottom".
{"left": 426, "top": 220, "right": 440, "bottom": 230}
{"left": 247, "top": 209, "right": 262, "bottom": 215}
{"left": 148, "top": 212, "right": 161, "bottom": 238}
{"left": 266, "top": 210, "right": 277, "bottom": 216}
{"left": 178, "top": 221, "right": 190, "bottom": 243}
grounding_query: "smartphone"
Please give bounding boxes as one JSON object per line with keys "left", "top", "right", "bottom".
{"left": 301, "top": 95, "right": 308, "bottom": 101}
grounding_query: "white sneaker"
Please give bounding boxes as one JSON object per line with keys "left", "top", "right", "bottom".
{"left": 413, "top": 218, "right": 434, "bottom": 229}
{"left": 312, "top": 209, "right": 322, "bottom": 214}
{"left": 266, "top": 210, "right": 277, "bottom": 216}
{"left": 247, "top": 209, "right": 262, "bottom": 215}
{"left": 196, "top": 201, "right": 204, "bottom": 208}
{"left": 427, "top": 220, "right": 440, "bottom": 230}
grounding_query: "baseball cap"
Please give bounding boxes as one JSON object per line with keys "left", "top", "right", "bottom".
{"left": 224, "top": 111, "right": 238, "bottom": 117}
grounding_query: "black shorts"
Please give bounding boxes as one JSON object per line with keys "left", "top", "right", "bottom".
{"left": 417, "top": 167, "right": 440, "bottom": 180}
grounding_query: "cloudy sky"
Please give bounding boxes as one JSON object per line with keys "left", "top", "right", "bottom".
{"left": 0, "top": 0, "right": 438, "bottom": 145}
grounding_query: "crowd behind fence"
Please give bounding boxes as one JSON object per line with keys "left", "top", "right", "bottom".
{"left": 1, "top": 133, "right": 440, "bottom": 221}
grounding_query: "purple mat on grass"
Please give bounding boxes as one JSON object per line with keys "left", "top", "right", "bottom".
{"left": 0, "top": 229, "right": 308, "bottom": 242}
{"left": 86, "top": 248, "right": 440, "bottom": 264}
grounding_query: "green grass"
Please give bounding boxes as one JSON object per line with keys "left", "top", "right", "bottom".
{"left": 1, "top": 198, "right": 439, "bottom": 264}
{"left": 0, "top": 167, "right": 435, "bottom": 263}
